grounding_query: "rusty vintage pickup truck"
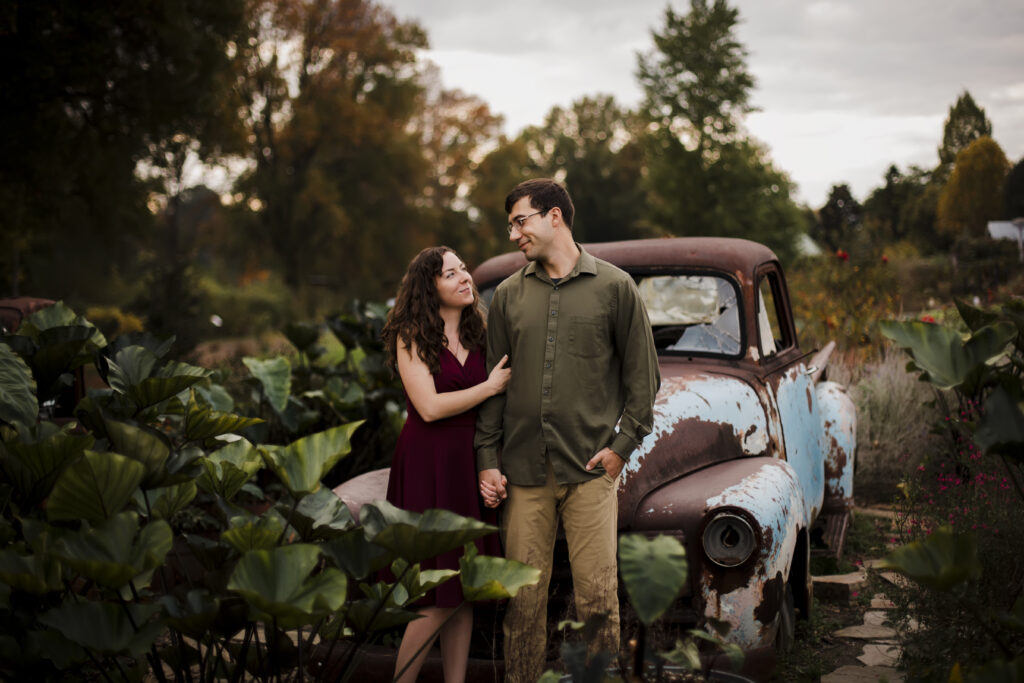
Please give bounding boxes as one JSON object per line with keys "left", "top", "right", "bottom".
{"left": 335, "top": 236, "right": 856, "bottom": 676}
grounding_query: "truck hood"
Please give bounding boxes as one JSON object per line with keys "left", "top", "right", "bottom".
{"left": 618, "top": 373, "right": 773, "bottom": 528}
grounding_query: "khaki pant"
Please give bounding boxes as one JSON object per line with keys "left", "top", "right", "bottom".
{"left": 501, "top": 461, "right": 620, "bottom": 683}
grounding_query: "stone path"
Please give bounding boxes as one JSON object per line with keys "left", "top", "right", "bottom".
{"left": 814, "top": 508, "right": 907, "bottom": 683}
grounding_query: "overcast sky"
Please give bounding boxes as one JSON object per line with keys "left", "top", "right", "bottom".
{"left": 383, "top": 0, "right": 1024, "bottom": 207}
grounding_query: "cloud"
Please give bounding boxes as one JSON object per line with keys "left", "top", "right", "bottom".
{"left": 385, "top": 0, "right": 1024, "bottom": 205}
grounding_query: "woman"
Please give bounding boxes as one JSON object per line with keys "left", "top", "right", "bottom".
{"left": 381, "top": 246, "right": 510, "bottom": 683}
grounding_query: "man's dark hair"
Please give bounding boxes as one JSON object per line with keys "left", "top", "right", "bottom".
{"left": 505, "top": 178, "right": 575, "bottom": 229}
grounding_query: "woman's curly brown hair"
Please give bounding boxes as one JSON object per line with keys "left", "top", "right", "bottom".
{"left": 382, "top": 246, "right": 486, "bottom": 375}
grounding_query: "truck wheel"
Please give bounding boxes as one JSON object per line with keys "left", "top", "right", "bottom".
{"left": 775, "top": 583, "right": 796, "bottom": 653}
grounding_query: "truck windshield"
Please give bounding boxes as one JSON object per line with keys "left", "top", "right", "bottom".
{"left": 639, "top": 275, "right": 741, "bottom": 356}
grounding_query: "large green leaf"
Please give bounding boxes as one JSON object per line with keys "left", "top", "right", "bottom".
{"left": 222, "top": 513, "right": 286, "bottom": 553}
{"left": 39, "top": 601, "right": 163, "bottom": 656}
{"left": 228, "top": 544, "right": 347, "bottom": 629}
{"left": 387, "top": 558, "right": 458, "bottom": 606}
{"left": 459, "top": 543, "right": 541, "bottom": 602}
{"left": 955, "top": 298, "right": 1001, "bottom": 333}
{"left": 261, "top": 421, "right": 363, "bottom": 498}
{"left": 52, "top": 512, "right": 172, "bottom": 589}
{"left": 243, "top": 356, "right": 292, "bottom": 414}
{"left": 19, "top": 302, "right": 105, "bottom": 346}
{"left": 878, "top": 525, "right": 982, "bottom": 591}
{"left": 879, "top": 320, "right": 1016, "bottom": 391}
{"left": 0, "top": 546, "right": 63, "bottom": 594}
{"left": 25, "top": 628, "right": 87, "bottom": 669}
{"left": 104, "top": 419, "right": 171, "bottom": 489}
{"left": 360, "top": 500, "right": 499, "bottom": 564}
{"left": 275, "top": 487, "right": 355, "bottom": 542}
{"left": 618, "top": 533, "right": 689, "bottom": 626}
{"left": 0, "top": 342, "right": 37, "bottom": 427}
{"left": 283, "top": 322, "right": 323, "bottom": 356}
{"left": 46, "top": 450, "right": 145, "bottom": 523}
{"left": 975, "top": 387, "right": 1024, "bottom": 460}
{"left": 148, "top": 481, "right": 198, "bottom": 520}
{"left": 0, "top": 427, "right": 92, "bottom": 506}
{"left": 158, "top": 589, "right": 220, "bottom": 640}
{"left": 321, "top": 527, "right": 395, "bottom": 580}
{"left": 130, "top": 375, "right": 207, "bottom": 411}
{"left": 106, "top": 345, "right": 158, "bottom": 392}
{"left": 197, "top": 438, "right": 263, "bottom": 500}
{"left": 29, "top": 327, "right": 101, "bottom": 399}
{"left": 184, "top": 391, "right": 263, "bottom": 441}
{"left": 344, "top": 599, "right": 420, "bottom": 632}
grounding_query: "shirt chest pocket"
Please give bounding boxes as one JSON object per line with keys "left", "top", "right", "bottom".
{"left": 568, "top": 315, "right": 611, "bottom": 359}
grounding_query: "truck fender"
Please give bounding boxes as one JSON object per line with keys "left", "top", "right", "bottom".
{"left": 816, "top": 381, "right": 856, "bottom": 510}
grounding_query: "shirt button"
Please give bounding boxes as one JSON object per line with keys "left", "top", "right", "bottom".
{"left": 551, "top": 311, "right": 557, "bottom": 316}
{"left": 543, "top": 388, "right": 550, "bottom": 395}
{"left": 544, "top": 361, "right": 551, "bottom": 368}
{"left": 548, "top": 336, "right": 554, "bottom": 342}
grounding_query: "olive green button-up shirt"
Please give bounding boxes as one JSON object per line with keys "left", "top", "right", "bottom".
{"left": 475, "top": 246, "right": 661, "bottom": 486}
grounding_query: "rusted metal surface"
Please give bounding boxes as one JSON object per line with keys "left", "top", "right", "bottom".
{"left": 0, "top": 297, "right": 58, "bottom": 333}
{"left": 817, "top": 380, "right": 857, "bottom": 512}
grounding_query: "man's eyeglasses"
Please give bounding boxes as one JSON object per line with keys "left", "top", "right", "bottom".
{"left": 506, "top": 209, "right": 548, "bottom": 235}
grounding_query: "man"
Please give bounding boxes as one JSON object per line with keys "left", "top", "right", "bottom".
{"left": 475, "top": 178, "right": 660, "bottom": 682}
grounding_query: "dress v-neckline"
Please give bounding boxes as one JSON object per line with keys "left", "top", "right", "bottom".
{"left": 443, "top": 345, "right": 469, "bottom": 368}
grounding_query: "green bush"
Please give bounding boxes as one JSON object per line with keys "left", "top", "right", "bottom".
{"left": 879, "top": 299, "right": 1024, "bottom": 681}
{"left": 0, "top": 302, "right": 538, "bottom": 682}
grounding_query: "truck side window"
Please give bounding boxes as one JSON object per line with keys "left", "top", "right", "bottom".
{"left": 757, "top": 276, "right": 783, "bottom": 358}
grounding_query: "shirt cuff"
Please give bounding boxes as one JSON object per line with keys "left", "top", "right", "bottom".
{"left": 610, "top": 432, "right": 640, "bottom": 461}
{"left": 476, "top": 448, "right": 501, "bottom": 473}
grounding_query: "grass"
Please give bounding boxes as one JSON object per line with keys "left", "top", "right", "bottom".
{"left": 828, "top": 348, "right": 948, "bottom": 505}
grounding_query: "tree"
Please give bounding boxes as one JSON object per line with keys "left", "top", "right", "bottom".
{"left": 518, "top": 95, "right": 651, "bottom": 243}
{"left": 937, "top": 136, "right": 1010, "bottom": 239}
{"left": 1005, "top": 157, "right": 1024, "bottom": 221}
{"left": 636, "top": 0, "right": 754, "bottom": 156}
{"left": 634, "top": 0, "right": 801, "bottom": 258}
{"left": 0, "top": 0, "right": 247, "bottom": 299}
{"left": 235, "top": 0, "right": 431, "bottom": 306}
{"left": 468, "top": 138, "right": 543, "bottom": 256}
{"left": 815, "top": 184, "right": 862, "bottom": 252}
{"left": 411, "top": 67, "right": 505, "bottom": 264}
{"left": 938, "top": 91, "right": 992, "bottom": 169}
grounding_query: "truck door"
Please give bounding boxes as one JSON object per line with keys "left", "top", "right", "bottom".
{"left": 755, "top": 266, "right": 825, "bottom": 525}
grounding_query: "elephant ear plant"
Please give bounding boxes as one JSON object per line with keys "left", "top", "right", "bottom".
{"left": 0, "top": 303, "right": 539, "bottom": 682}
{"left": 880, "top": 298, "right": 1024, "bottom": 681}
{"left": 541, "top": 534, "right": 743, "bottom": 682}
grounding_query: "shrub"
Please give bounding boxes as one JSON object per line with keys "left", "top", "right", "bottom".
{"left": 829, "top": 349, "right": 947, "bottom": 504}
{"left": 879, "top": 299, "right": 1024, "bottom": 681}
{"left": 787, "top": 249, "right": 901, "bottom": 357}
{"left": 0, "top": 302, "right": 538, "bottom": 682}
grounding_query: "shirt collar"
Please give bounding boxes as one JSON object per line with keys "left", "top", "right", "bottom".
{"left": 525, "top": 243, "right": 597, "bottom": 284}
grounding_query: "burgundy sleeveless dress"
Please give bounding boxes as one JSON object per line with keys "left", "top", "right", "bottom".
{"left": 385, "top": 346, "right": 502, "bottom": 607}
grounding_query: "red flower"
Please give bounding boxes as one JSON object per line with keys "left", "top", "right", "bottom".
{"left": 921, "top": 315, "right": 936, "bottom": 323}
{"left": 836, "top": 249, "right": 849, "bottom": 261}
{"left": 881, "top": 254, "right": 889, "bottom": 264}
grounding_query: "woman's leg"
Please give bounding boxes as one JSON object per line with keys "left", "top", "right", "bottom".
{"left": 394, "top": 606, "right": 451, "bottom": 683}
{"left": 438, "top": 604, "right": 472, "bottom": 683}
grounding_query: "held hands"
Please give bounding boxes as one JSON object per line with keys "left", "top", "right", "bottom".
{"left": 585, "top": 448, "right": 625, "bottom": 479}
{"left": 485, "top": 355, "right": 511, "bottom": 396}
{"left": 479, "top": 468, "right": 507, "bottom": 508}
